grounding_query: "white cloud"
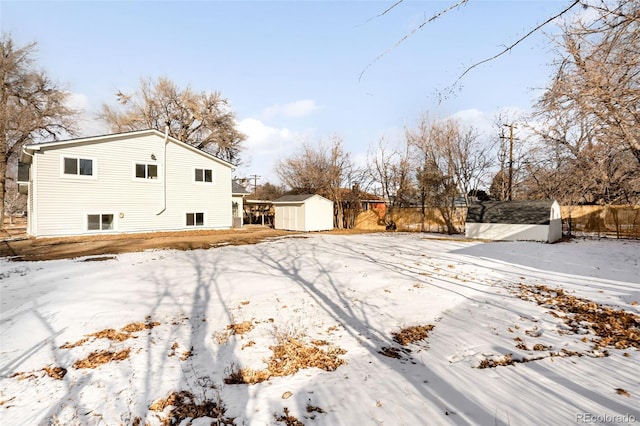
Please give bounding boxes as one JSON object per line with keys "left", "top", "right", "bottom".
{"left": 235, "top": 117, "right": 309, "bottom": 182}
{"left": 450, "top": 108, "right": 494, "bottom": 137}
{"left": 261, "top": 99, "right": 319, "bottom": 119}
{"left": 65, "top": 92, "right": 109, "bottom": 137}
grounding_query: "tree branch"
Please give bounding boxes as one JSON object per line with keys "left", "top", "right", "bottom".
{"left": 446, "top": 0, "right": 582, "bottom": 93}
{"left": 359, "top": 0, "right": 470, "bottom": 82}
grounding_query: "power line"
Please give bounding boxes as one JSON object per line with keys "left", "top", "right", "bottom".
{"left": 249, "top": 174, "right": 261, "bottom": 195}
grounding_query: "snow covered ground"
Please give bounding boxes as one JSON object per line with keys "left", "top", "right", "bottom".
{"left": 1, "top": 233, "right": 639, "bottom": 425}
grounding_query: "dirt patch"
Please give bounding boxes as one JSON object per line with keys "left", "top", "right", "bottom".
{"left": 1, "top": 227, "right": 299, "bottom": 261}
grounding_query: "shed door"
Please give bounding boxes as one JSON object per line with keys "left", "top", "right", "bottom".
{"left": 284, "top": 206, "right": 297, "bottom": 230}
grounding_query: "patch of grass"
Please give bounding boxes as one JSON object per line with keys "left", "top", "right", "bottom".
{"left": 121, "top": 320, "right": 161, "bottom": 333}
{"left": 305, "top": 403, "right": 325, "bottom": 414}
{"left": 180, "top": 347, "right": 194, "bottom": 361}
{"left": 72, "top": 348, "right": 131, "bottom": 369}
{"left": 227, "top": 320, "right": 254, "bottom": 335}
{"left": 392, "top": 324, "right": 434, "bottom": 346}
{"left": 224, "top": 338, "right": 347, "bottom": 385}
{"left": 616, "top": 388, "right": 631, "bottom": 397}
{"left": 274, "top": 407, "right": 303, "bottom": 426}
{"left": 149, "top": 390, "right": 234, "bottom": 425}
{"left": 378, "top": 346, "right": 404, "bottom": 359}
{"left": 42, "top": 366, "right": 67, "bottom": 380}
{"left": 60, "top": 318, "right": 161, "bottom": 349}
{"left": 518, "top": 284, "right": 640, "bottom": 350}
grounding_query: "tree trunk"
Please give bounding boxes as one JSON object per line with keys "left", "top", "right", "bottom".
{"left": 0, "top": 148, "right": 6, "bottom": 230}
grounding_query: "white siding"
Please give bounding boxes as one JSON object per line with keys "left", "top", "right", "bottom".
{"left": 232, "top": 195, "right": 244, "bottom": 227}
{"left": 30, "top": 133, "right": 232, "bottom": 237}
{"left": 305, "top": 197, "right": 333, "bottom": 231}
{"left": 274, "top": 195, "right": 333, "bottom": 232}
{"left": 466, "top": 223, "right": 552, "bottom": 242}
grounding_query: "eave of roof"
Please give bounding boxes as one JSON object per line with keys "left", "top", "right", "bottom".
{"left": 21, "top": 129, "right": 235, "bottom": 169}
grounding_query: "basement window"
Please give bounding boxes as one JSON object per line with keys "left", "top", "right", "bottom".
{"left": 186, "top": 212, "right": 204, "bottom": 227}
{"left": 87, "top": 214, "right": 114, "bottom": 231}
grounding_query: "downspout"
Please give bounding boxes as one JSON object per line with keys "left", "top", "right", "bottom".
{"left": 156, "top": 125, "right": 169, "bottom": 215}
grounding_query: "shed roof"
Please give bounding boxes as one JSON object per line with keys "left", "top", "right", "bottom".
{"left": 272, "top": 194, "right": 318, "bottom": 203}
{"left": 466, "top": 200, "right": 556, "bottom": 225}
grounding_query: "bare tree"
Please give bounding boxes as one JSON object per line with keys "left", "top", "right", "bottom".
{"left": 532, "top": 0, "right": 640, "bottom": 204}
{"left": 253, "top": 182, "right": 286, "bottom": 201}
{"left": 366, "top": 137, "right": 415, "bottom": 226}
{"left": 100, "top": 76, "right": 245, "bottom": 164}
{"left": 275, "top": 135, "right": 356, "bottom": 228}
{"left": 408, "top": 115, "right": 491, "bottom": 234}
{"left": 0, "top": 35, "right": 77, "bottom": 227}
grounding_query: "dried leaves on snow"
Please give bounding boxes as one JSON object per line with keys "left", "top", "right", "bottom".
{"left": 224, "top": 337, "right": 347, "bottom": 385}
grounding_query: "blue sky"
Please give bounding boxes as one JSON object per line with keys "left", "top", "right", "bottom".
{"left": 2, "top": 0, "right": 570, "bottom": 183}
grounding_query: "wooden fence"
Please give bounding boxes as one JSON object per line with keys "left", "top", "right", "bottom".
{"left": 355, "top": 205, "right": 640, "bottom": 239}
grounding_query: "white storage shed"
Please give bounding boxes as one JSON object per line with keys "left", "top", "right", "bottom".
{"left": 273, "top": 194, "right": 334, "bottom": 232}
{"left": 465, "top": 200, "right": 562, "bottom": 243}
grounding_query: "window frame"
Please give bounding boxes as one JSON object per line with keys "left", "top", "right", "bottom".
{"left": 193, "top": 167, "right": 214, "bottom": 184}
{"left": 86, "top": 213, "right": 116, "bottom": 232}
{"left": 60, "top": 155, "right": 97, "bottom": 179}
{"left": 133, "top": 161, "right": 160, "bottom": 181}
{"left": 185, "top": 212, "right": 205, "bottom": 227}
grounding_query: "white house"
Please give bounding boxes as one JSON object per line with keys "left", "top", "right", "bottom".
{"left": 465, "top": 200, "right": 562, "bottom": 243}
{"left": 19, "top": 129, "right": 235, "bottom": 237}
{"left": 272, "top": 194, "right": 334, "bottom": 232}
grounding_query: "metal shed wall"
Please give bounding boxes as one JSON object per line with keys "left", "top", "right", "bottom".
{"left": 465, "top": 200, "right": 562, "bottom": 243}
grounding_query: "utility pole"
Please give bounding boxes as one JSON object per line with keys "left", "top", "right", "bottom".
{"left": 249, "top": 174, "right": 261, "bottom": 196}
{"left": 500, "top": 124, "right": 518, "bottom": 201}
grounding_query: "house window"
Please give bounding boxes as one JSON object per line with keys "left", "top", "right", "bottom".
{"left": 194, "top": 168, "right": 213, "bottom": 183}
{"left": 135, "top": 163, "right": 158, "bottom": 179}
{"left": 87, "top": 214, "right": 114, "bottom": 231}
{"left": 186, "top": 212, "right": 204, "bottom": 226}
{"left": 64, "top": 157, "right": 93, "bottom": 176}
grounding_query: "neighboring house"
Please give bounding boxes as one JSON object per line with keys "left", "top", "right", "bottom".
{"left": 232, "top": 180, "right": 250, "bottom": 228}
{"left": 465, "top": 200, "right": 562, "bottom": 243}
{"left": 19, "top": 129, "right": 235, "bottom": 237}
{"left": 272, "top": 194, "right": 334, "bottom": 232}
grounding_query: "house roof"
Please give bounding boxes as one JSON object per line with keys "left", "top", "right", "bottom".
{"left": 20, "top": 129, "right": 235, "bottom": 169}
{"left": 232, "top": 180, "right": 250, "bottom": 195}
{"left": 466, "top": 200, "right": 557, "bottom": 225}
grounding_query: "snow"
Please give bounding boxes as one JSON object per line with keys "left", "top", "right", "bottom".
{"left": 1, "top": 233, "right": 639, "bottom": 425}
